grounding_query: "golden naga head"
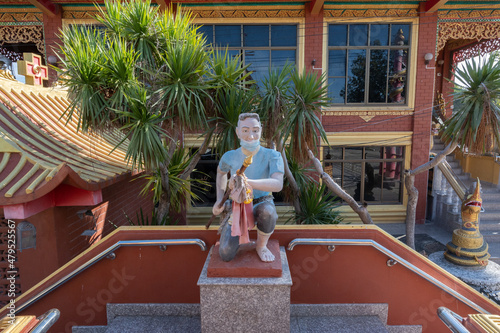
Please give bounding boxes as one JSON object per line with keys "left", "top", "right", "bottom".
{"left": 462, "top": 179, "right": 482, "bottom": 214}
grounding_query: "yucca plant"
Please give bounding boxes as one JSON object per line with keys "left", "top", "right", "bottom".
{"left": 403, "top": 54, "right": 500, "bottom": 249}
{"left": 284, "top": 69, "right": 330, "bottom": 163}
{"left": 140, "top": 146, "right": 208, "bottom": 213}
{"left": 441, "top": 55, "right": 500, "bottom": 154}
{"left": 289, "top": 183, "right": 342, "bottom": 225}
{"left": 56, "top": 0, "right": 229, "bottom": 223}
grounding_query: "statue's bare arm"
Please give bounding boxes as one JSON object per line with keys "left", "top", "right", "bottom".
{"left": 246, "top": 172, "right": 283, "bottom": 193}
{"left": 212, "top": 166, "right": 228, "bottom": 216}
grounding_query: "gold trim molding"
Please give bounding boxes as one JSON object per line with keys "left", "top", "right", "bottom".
{"left": 437, "top": 21, "right": 500, "bottom": 54}
{"left": 324, "top": 9, "right": 418, "bottom": 18}
{"left": 322, "top": 110, "right": 414, "bottom": 122}
{"left": 190, "top": 9, "right": 304, "bottom": 19}
{"left": 0, "top": 25, "right": 44, "bottom": 54}
{"left": 438, "top": 10, "right": 500, "bottom": 19}
{"left": 0, "top": 12, "right": 42, "bottom": 22}
{"left": 62, "top": 10, "right": 101, "bottom": 20}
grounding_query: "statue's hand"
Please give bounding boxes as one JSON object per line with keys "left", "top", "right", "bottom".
{"left": 213, "top": 199, "right": 224, "bottom": 216}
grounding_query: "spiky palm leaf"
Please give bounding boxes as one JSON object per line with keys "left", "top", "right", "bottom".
{"left": 282, "top": 69, "right": 330, "bottom": 163}
{"left": 442, "top": 55, "right": 500, "bottom": 155}
{"left": 115, "top": 87, "right": 168, "bottom": 170}
{"left": 281, "top": 146, "right": 316, "bottom": 202}
{"left": 258, "top": 64, "right": 293, "bottom": 148}
{"left": 289, "top": 183, "right": 342, "bottom": 225}
{"left": 97, "top": 0, "right": 160, "bottom": 66}
{"left": 140, "top": 146, "right": 208, "bottom": 212}
{"left": 153, "top": 26, "right": 210, "bottom": 131}
{"left": 57, "top": 26, "right": 110, "bottom": 132}
{"left": 213, "top": 87, "right": 256, "bottom": 155}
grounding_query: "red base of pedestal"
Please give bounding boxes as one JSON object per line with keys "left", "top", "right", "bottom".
{"left": 207, "top": 239, "right": 282, "bottom": 278}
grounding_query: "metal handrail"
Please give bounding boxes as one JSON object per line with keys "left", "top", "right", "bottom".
{"left": 287, "top": 238, "right": 489, "bottom": 315}
{"left": 15, "top": 239, "right": 206, "bottom": 314}
{"left": 437, "top": 307, "right": 470, "bottom": 333}
{"left": 31, "top": 308, "right": 60, "bottom": 333}
{"left": 438, "top": 159, "right": 466, "bottom": 201}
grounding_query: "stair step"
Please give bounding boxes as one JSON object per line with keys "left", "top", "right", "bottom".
{"left": 105, "top": 315, "right": 201, "bottom": 333}
{"left": 387, "top": 326, "right": 423, "bottom": 333}
{"left": 73, "top": 326, "right": 107, "bottom": 333}
{"left": 291, "top": 315, "right": 389, "bottom": 333}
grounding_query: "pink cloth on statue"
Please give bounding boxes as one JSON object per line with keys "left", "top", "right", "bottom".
{"left": 231, "top": 201, "right": 255, "bottom": 244}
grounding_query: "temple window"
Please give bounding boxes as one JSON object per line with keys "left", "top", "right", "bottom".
{"left": 197, "top": 24, "right": 298, "bottom": 87}
{"left": 323, "top": 146, "right": 405, "bottom": 204}
{"left": 327, "top": 23, "right": 411, "bottom": 105}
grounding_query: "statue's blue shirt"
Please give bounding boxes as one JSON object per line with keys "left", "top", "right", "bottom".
{"left": 219, "top": 147, "right": 284, "bottom": 199}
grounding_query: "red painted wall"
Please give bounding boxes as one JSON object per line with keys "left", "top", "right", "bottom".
{"left": 9, "top": 227, "right": 499, "bottom": 333}
{"left": 43, "top": 9, "right": 62, "bottom": 85}
{"left": 15, "top": 176, "right": 154, "bottom": 293}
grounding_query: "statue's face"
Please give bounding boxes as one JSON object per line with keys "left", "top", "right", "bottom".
{"left": 236, "top": 117, "right": 261, "bottom": 142}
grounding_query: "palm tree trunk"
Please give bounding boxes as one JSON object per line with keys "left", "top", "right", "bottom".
{"left": 157, "top": 161, "right": 170, "bottom": 223}
{"left": 404, "top": 141, "right": 458, "bottom": 249}
{"left": 308, "top": 149, "right": 373, "bottom": 224}
{"left": 180, "top": 131, "right": 213, "bottom": 180}
{"left": 281, "top": 148, "right": 302, "bottom": 220}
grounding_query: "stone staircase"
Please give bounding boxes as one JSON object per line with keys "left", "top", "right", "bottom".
{"left": 431, "top": 137, "right": 500, "bottom": 247}
{"left": 72, "top": 303, "right": 421, "bottom": 333}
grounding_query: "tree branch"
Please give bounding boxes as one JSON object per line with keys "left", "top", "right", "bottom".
{"left": 308, "top": 149, "right": 373, "bottom": 224}
{"left": 409, "top": 141, "right": 458, "bottom": 176}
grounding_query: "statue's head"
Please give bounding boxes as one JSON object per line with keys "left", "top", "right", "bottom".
{"left": 236, "top": 113, "right": 261, "bottom": 152}
{"left": 462, "top": 179, "right": 482, "bottom": 217}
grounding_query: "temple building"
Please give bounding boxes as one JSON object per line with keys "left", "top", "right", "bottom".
{"left": 2, "top": 0, "right": 500, "bottom": 313}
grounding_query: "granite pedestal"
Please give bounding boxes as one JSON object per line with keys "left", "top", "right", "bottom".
{"left": 197, "top": 245, "right": 292, "bottom": 333}
{"left": 429, "top": 252, "right": 500, "bottom": 290}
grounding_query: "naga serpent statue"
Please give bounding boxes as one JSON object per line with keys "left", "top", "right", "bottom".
{"left": 444, "top": 180, "right": 490, "bottom": 266}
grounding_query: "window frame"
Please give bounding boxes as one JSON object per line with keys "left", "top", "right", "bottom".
{"left": 323, "top": 145, "right": 405, "bottom": 204}
{"left": 322, "top": 17, "right": 418, "bottom": 112}
{"left": 192, "top": 17, "right": 305, "bottom": 74}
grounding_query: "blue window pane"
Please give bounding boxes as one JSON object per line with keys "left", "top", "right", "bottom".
{"left": 198, "top": 25, "right": 213, "bottom": 45}
{"left": 391, "top": 24, "right": 410, "bottom": 46}
{"left": 328, "top": 50, "right": 346, "bottom": 77}
{"left": 271, "top": 50, "right": 295, "bottom": 70}
{"left": 370, "top": 24, "right": 389, "bottom": 46}
{"left": 369, "top": 49, "right": 388, "bottom": 103}
{"left": 271, "top": 25, "right": 297, "bottom": 46}
{"left": 328, "top": 77, "right": 345, "bottom": 104}
{"left": 329, "top": 25, "right": 347, "bottom": 46}
{"left": 244, "top": 25, "right": 269, "bottom": 47}
{"left": 349, "top": 24, "right": 368, "bottom": 46}
{"left": 245, "top": 50, "right": 270, "bottom": 88}
{"left": 347, "top": 49, "right": 366, "bottom": 103}
{"left": 215, "top": 25, "right": 241, "bottom": 47}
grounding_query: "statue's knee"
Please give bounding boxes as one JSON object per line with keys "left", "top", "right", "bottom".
{"left": 219, "top": 242, "right": 238, "bottom": 262}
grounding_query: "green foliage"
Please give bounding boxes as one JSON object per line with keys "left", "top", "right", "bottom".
{"left": 123, "top": 208, "right": 172, "bottom": 226}
{"left": 57, "top": 26, "right": 110, "bottom": 131}
{"left": 213, "top": 88, "right": 256, "bottom": 155}
{"left": 290, "top": 183, "right": 343, "bottom": 225}
{"left": 282, "top": 147, "right": 316, "bottom": 202}
{"left": 207, "top": 50, "right": 253, "bottom": 100}
{"left": 140, "top": 146, "right": 208, "bottom": 213}
{"left": 258, "top": 64, "right": 293, "bottom": 147}
{"left": 442, "top": 55, "right": 500, "bottom": 155}
{"left": 282, "top": 70, "right": 330, "bottom": 162}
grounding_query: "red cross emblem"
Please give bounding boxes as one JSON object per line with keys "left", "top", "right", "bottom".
{"left": 18, "top": 53, "right": 49, "bottom": 86}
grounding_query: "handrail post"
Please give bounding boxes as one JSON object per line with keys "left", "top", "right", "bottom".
{"left": 437, "top": 307, "right": 470, "bottom": 333}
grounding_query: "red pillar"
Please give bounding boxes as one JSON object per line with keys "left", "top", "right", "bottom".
{"left": 43, "top": 7, "right": 62, "bottom": 86}
{"left": 411, "top": 4, "right": 438, "bottom": 223}
{"left": 304, "top": 4, "right": 324, "bottom": 75}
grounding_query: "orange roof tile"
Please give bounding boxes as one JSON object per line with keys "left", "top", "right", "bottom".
{"left": 0, "top": 74, "right": 132, "bottom": 205}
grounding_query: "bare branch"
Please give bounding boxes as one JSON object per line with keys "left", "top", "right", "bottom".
{"left": 409, "top": 141, "right": 458, "bottom": 176}
{"left": 308, "top": 149, "right": 373, "bottom": 224}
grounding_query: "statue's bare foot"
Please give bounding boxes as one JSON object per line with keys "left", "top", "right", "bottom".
{"left": 256, "top": 246, "right": 275, "bottom": 262}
